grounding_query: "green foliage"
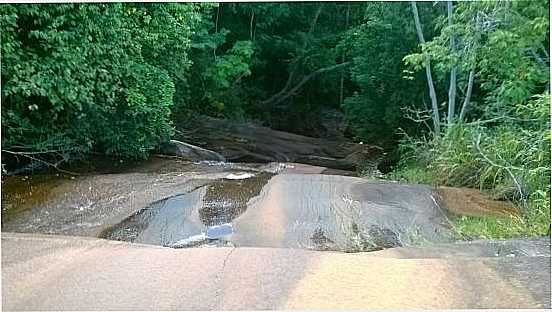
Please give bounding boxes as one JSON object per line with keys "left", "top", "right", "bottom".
{"left": 387, "top": 92, "right": 550, "bottom": 238}
{"left": 210, "top": 3, "right": 363, "bottom": 131}
{"left": 97, "top": 63, "right": 175, "bottom": 157}
{"left": 452, "top": 213, "right": 547, "bottom": 240}
{"left": 404, "top": 0, "right": 549, "bottom": 124}
{"left": 176, "top": 6, "right": 256, "bottom": 120}
{"left": 340, "top": 2, "right": 429, "bottom": 146}
{"left": 204, "top": 41, "right": 254, "bottom": 90}
{"left": 1, "top": 3, "right": 204, "bottom": 166}
{"left": 200, "top": 40, "right": 254, "bottom": 118}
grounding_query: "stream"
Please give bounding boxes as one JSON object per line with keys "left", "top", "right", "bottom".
{"left": 2, "top": 158, "right": 456, "bottom": 252}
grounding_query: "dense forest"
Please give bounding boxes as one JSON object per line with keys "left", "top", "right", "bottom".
{"left": 1, "top": 1, "right": 550, "bottom": 238}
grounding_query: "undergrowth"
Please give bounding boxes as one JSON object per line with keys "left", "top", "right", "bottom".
{"left": 383, "top": 94, "right": 551, "bottom": 239}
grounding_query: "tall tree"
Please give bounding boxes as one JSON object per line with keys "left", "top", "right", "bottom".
{"left": 446, "top": 1, "right": 457, "bottom": 125}
{"left": 410, "top": 1, "right": 441, "bottom": 135}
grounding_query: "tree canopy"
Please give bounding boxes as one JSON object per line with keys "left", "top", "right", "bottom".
{"left": 1, "top": 1, "right": 549, "bottom": 174}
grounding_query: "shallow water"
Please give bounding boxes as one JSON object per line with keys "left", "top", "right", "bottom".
{"left": 3, "top": 159, "right": 526, "bottom": 253}
{"left": 1, "top": 175, "right": 69, "bottom": 224}
{"left": 100, "top": 172, "right": 453, "bottom": 251}
{"left": 99, "top": 172, "right": 273, "bottom": 246}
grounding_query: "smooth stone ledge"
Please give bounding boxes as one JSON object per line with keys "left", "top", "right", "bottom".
{"left": 2, "top": 232, "right": 550, "bottom": 310}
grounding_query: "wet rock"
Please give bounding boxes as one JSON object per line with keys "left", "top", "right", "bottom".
{"left": 167, "top": 233, "right": 207, "bottom": 248}
{"left": 1, "top": 160, "right": 242, "bottom": 237}
{"left": 100, "top": 187, "right": 208, "bottom": 245}
{"left": 225, "top": 173, "right": 255, "bottom": 180}
{"left": 199, "top": 173, "right": 273, "bottom": 226}
{"left": 231, "top": 174, "right": 454, "bottom": 251}
{"left": 352, "top": 225, "right": 402, "bottom": 252}
{"left": 98, "top": 172, "right": 455, "bottom": 251}
{"left": 310, "top": 227, "right": 337, "bottom": 251}
{"left": 159, "top": 139, "right": 226, "bottom": 162}
{"left": 99, "top": 172, "right": 273, "bottom": 246}
{"left": 176, "top": 116, "right": 383, "bottom": 170}
{"left": 205, "top": 223, "right": 233, "bottom": 239}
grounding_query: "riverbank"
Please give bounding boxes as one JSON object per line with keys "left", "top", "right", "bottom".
{"left": 384, "top": 161, "right": 550, "bottom": 240}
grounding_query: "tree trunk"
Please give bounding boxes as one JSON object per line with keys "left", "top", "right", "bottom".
{"left": 446, "top": 1, "right": 457, "bottom": 125}
{"left": 249, "top": 10, "right": 255, "bottom": 41}
{"left": 459, "top": 68, "right": 475, "bottom": 121}
{"left": 459, "top": 13, "right": 482, "bottom": 122}
{"left": 339, "top": 4, "right": 350, "bottom": 106}
{"left": 411, "top": 1, "right": 441, "bottom": 135}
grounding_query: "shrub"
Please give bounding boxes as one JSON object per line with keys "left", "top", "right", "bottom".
{"left": 0, "top": 4, "right": 203, "bottom": 169}
{"left": 386, "top": 93, "right": 550, "bottom": 238}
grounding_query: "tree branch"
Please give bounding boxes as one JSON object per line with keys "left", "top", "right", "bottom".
{"left": 2, "top": 149, "right": 78, "bottom": 175}
{"left": 260, "top": 62, "right": 351, "bottom": 108}
{"left": 474, "top": 133, "right": 525, "bottom": 202}
{"left": 261, "top": 4, "right": 324, "bottom": 108}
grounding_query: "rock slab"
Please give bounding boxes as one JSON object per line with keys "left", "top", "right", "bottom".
{"left": 176, "top": 116, "right": 383, "bottom": 170}
{"left": 159, "top": 139, "right": 226, "bottom": 162}
{"left": 2, "top": 232, "right": 550, "bottom": 310}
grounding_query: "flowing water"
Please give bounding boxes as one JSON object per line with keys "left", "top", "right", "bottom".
{"left": 99, "top": 172, "right": 274, "bottom": 247}
{"left": 6, "top": 157, "right": 528, "bottom": 254}
{"left": 1, "top": 159, "right": 542, "bottom": 253}
{"left": 97, "top": 168, "right": 454, "bottom": 251}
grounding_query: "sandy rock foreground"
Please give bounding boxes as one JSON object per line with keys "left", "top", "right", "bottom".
{"left": 2, "top": 232, "right": 550, "bottom": 310}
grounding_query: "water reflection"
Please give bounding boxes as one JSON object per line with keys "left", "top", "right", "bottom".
{"left": 101, "top": 173, "right": 453, "bottom": 252}
{"left": 100, "top": 172, "right": 272, "bottom": 247}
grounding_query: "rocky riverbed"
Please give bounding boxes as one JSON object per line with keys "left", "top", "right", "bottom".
{"left": 0, "top": 157, "right": 533, "bottom": 252}
{"left": 2, "top": 157, "right": 550, "bottom": 309}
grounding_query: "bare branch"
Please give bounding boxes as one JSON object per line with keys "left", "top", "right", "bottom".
{"left": 402, "top": 105, "right": 433, "bottom": 133}
{"left": 260, "top": 4, "right": 324, "bottom": 108}
{"left": 2, "top": 149, "right": 78, "bottom": 175}
{"left": 474, "top": 133, "right": 525, "bottom": 202}
{"left": 262, "top": 62, "right": 351, "bottom": 108}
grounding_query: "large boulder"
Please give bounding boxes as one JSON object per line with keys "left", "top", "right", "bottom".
{"left": 176, "top": 116, "right": 383, "bottom": 170}
{"left": 159, "top": 139, "right": 226, "bottom": 162}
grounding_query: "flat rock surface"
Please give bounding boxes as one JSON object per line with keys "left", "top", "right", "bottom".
{"left": 232, "top": 174, "right": 453, "bottom": 251}
{"left": 98, "top": 173, "right": 454, "bottom": 251}
{"left": 2, "top": 232, "right": 550, "bottom": 310}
